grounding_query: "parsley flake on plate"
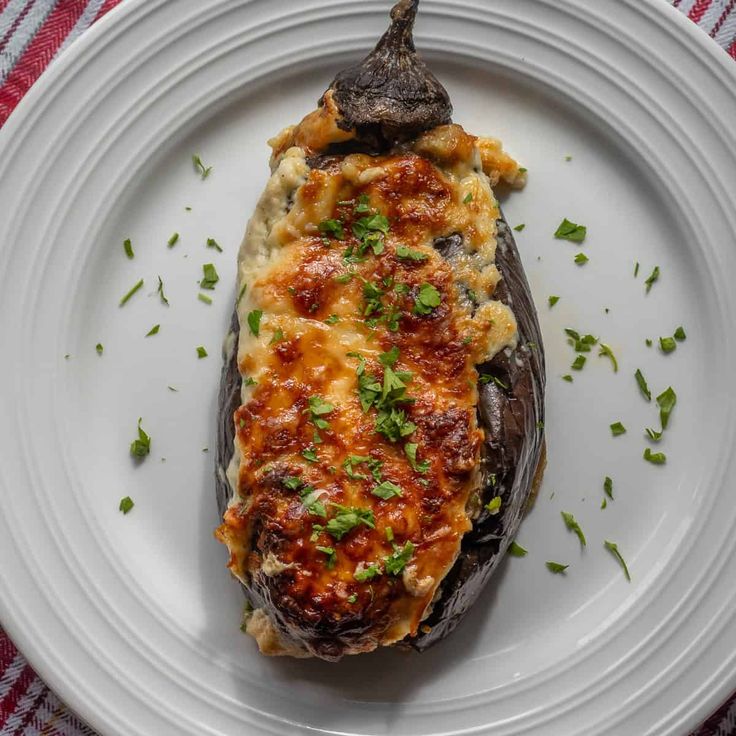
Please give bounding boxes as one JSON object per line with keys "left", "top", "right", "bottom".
{"left": 192, "top": 154, "right": 212, "bottom": 179}
{"left": 610, "top": 422, "right": 626, "bottom": 437}
{"left": 604, "top": 540, "right": 631, "bottom": 581}
{"left": 546, "top": 561, "right": 569, "bottom": 574}
{"left": 635, "top": 369, "right": 651, "bottom": 401}
{"left": 119, "top": 496, "right": 134, "bottom": 514}
{"left": 508, "top": 541, "right": 528, "bottom": 557}
{"left": 119, "top": 278, "right": 144, "bottom": 306}
{"left": 554, "top": 218, "right": 587, "bottom": 242}
{"left": 123, "top": 238, "right": 134, "bottom": 259}
{"left": 130, "top": 418, "right": 151, "bottom": 458}
{"left": 561, "top": 511, "right": 586, "bottom": 547}
{"left": 413, "top": 282, "right": 441, "bottom": 315}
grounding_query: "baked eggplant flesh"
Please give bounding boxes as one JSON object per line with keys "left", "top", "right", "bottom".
{"left": 215, "top": 0, "right": 545, "bottom": 661}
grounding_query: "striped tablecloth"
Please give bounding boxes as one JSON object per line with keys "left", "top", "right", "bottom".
{"left": 1, "top": 1, "right": 736, "bottom": 734}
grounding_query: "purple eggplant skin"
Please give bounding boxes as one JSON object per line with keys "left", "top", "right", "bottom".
{"left": 215, "top": 0, "right": 546, "bottom": 654}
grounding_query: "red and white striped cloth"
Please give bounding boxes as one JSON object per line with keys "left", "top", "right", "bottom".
{"left": 1, "top": 0, "right": 736, "bottom": 734}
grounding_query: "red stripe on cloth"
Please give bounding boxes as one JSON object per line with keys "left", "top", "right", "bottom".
{"left": 0, "top": 1, "right": 31, "bottom": 54}
{"left": 0, "top": 663, "right": 34, "bottom": 721}
{"left": 6, "top": 679, "right": 50, "bottom": 736}
{"left": 0, "top": 632, "right": 18, "bottom": 673}
{"left": 0, "top": 0, "right": 90, "bottom": 126}
{"left": 728, "top": 37, "right": 736, "bottom": 58}
{"left": 94, "top": 0, "right": 121, "bottom": 22}
{"left": 689, "top": 0, "right": 714, "bottom": 22}
{"left": 710, "top": 0, "right": 736, "bottom": 36}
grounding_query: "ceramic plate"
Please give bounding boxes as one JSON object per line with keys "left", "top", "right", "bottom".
{"left": 1, "top": 1, "right": 736, "bottom": 734}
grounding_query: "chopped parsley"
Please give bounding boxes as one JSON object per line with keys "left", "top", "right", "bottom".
{"left": 562, "top": 374, "right": 573, "bottom": 382}
{"left": 145, "top": 324, "right": 160, "bottom": 337}
{"left": 269, "top": 328, "right": 284, "bottom": 345}
{"left": 123, "top": 238, "right": 134, "bottom": 259}
{"left": 130, "top": 418, "right": 151, "bottom": 458}
{"left": 635, "top": 369, "right": 651, "bottom": 401}
{"left": 659, "top": 336, "right": 676, "bottom": 354}
{"left": 645, "top": 338, "right": 653, "bottom": 347}
{"left": 198, "top": 293, "right": 213, "bottom": 305}
{"left": 604, "top": 476, "right": 614, "bottom": 499}
{"left": 674, "top": 326, "right": 686, "bottom": 341}
{"left": 634, "top": 261, "right": 640, "bottom": 278}
{"left": 354, "top": 563, "right": 382, "bottom": 582}
{"left": 384, "top": 541, "right": 415, "bottom": 575}
{"left": 315, "top": 545, "right": 337, "bottom": 568}
{"left": 508, "top": 541, "right": 528, "bottom": 557}
{"left": 371, "top": 481, "right": 403, "bottom": 500}
{"left": 396, "top": 244, "right": 428, "bottom": 262}
{"left": 514, "top": 224, "right": 526, "bottom": 232}
{"left": 236, "top": 283, "right": 247, "bottom": 306}
{"left": 302, "top": 447, "right": 319, "bottom": 463}
{"left": 463, "top": 192, "right": 473, "bottom": 204}
{"left": 119, "top": 496, "right": 135, "bottom": 514}
{"left": 548, "top": 295, "right": 560, "bottom": 308}
{"left": 610, "top": 422, "right": 626, "bottom": 436}
{"left": 574, "top": 252, "right": 589, "bottom": 265}
{"left": 196, "top": 346, "right": 208, "bottom": 358}
{"left": 644, "top": 266, "right": 660, "bottom": 293}
{"left": 645, "top": 428, "right": 663, "bottom": 442}
{"left": 404, "top": 443, "right": 430, "bottom": 473}
{"left": 379, "top": 346, "right": 400, "bottom": 367}
{"left": 313, "top": 505, "right": 375, "bottom": 540}
{"left": 571, "top": 355, "right": 586, "bottom": 371}
{"left": 598, "top": 343, "right": 618, "bottom": 372}
{"left": 565, "top": 329, "right": 598, "bottom": 353}
{"left": 305, "top": 395, "right": 334, "bottom": 432}
{"left": 485, "top": 496, "right": 502, "bottom": 514}
{"left": 157, "top": 276, "right": 169, "bottom": 306}
{"left": 347, "top": 594, "right": 358, "bottom": 603}
{"left": 561, "top": 511, "right": 586, "bottom": 547}
{"left": 167, "top": 233, "right": 179, "bottom": 248}
{"left": 192, "top": 154, "right": 212, "bottom": 179}
{"left": 247, "top": 310, "right": 263, "bottom": 337}
{"left": 319, "top": 218, "right": 345, "bottom": 241}
{"left": 604, "top": 540, "right": 631, "bottom": 581}
{"left": 119, "top": 278, "right": 144, "bottom": 306}
{"left": 95, "top": 343, "right": 103, "bottom": 355}
{"left": 643, "top": 448, "right": 666, "bottom": 464}
{"left": 657, "top": 386, "right": 677, "bottom": 430}
{"left": 413, "top": 283, "right": 441, "bottom": 315}
{"left": 206, "top": 237, "right": 223, "bottom": 252}
{"left": 200, "top": 263, "right": 219, "bottom": 290}
{"left": 546, "top": 561, "right": 569, "bottom": 574}
{"left": 325, "top": 314, "right": 340, "bottom": 325}
{"left": 554, "top": 218, "right": 587, "bottom": 242}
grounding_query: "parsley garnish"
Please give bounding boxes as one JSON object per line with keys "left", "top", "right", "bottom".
{"left": 302, "top": 447, "right": 319, "bottom": 463}
{"left": 269, "top": 328, "right": 284, "bottom": 345}
{"left": 371, "top": 481, "right": 403, "bottom": 500}
{"left": 554, "top": 218, "right": 587, "bottom": 242}
{"left": 95, "top": 343, "right": 103, "bottom": 355}
{"left": 574, "top": 252, "right": 589, "bottom": 265}
{"left": 130, "top": 418, "right": 151, "bottom": 458}
{"left": 299, "top": 486, "right": 327, "bottom": 517}
{"left": 571, "top": 355, "right": 586, "bottom": 371}
{"left": 413, "top": 283, "right": 441, "bottom": 315}
{"left": 247, "top": 310, "right": 263, "bottom": 337}
{"left": 610, "top": 422, "right": 626, "bottom": 436}
{"left": 156, "top": 276, "right": 169, "bottom": 306}
{"left": 196, "top": 346, "right": 208, "bottom": 358}
{"left": 313, "top": 505, "right": 375, "bottom": 540}
{"left": 604, "top": 540, "right": 631, "bottom": 581}
{"left": 643, "top": 448, "right": 666, "bottom": 464}
{"left": 634, "top": 261, "right": 640, "bottom": 278}
{"left": 463, "top": 192, "right": 473, "bottom": 204}
{"left": 385, "top": 541, "right": 415, "bottom": 575}
{"left": 119, "top": 278, "right": 144, "bottom": 306}
{"left": 200, "top": 263, "right": 219, "bottom": 290}
{"left": 645, "top": 428, "right": 663, "bottom": 442}
{"left": 485, "top": 496, "right": 502, "bottom": 514}
{"left": 379, "top": 346, "right": 400, "bottom": 367}
{"left": 645, "top": 338, "right": 653, "bottom": 347}
{"left": 167, "top": 233, "right": 179, "bottom": 248}
{"left": 198, "top": 293, "right": 212, "bottom": 305}
{"left": 315, "top": 545, "right": 337, "bottom": 568}
{"left": 343, "top": 455, "right": 371, "bottom": 481}
{"left": 123, "top": 238, "right": 134, "bottom": 259}
{"left": 514, "top": 224, "right": 526, "bottom": 232}
{"left": 347, "top": 594, "right": 357, "bottom": 603}
{"left": 656, "top": 387, "right": 677, "bottom": 430}
{"left": 548, "top": 295, "right": 560, "bottom": 308}
{"left": 396, "top": 244, "right": 428, "bottom": 262}
{"left": 562, "top": 374, "right": 573, "bottom": 382}
{"left": 604, "top": 476, "right": 614, "bottom": 499}
{"left": 325, "top": 314, "right": 340, "bottom": 325}
{"left": 674, "top": 326, "right": 686, "bottom": 341}
{"left": 546, "top": 561, "right": 569, "bottom": 574}
{"left": 119, "top": 496, "right": 134, "bottom": 514}
{"left": 659, "top": 336, "right": 676, "bottom": 353}
{"left": 508, "top": 541, "right": 528, "bottom": 557}
{"left": 305, "top": 395, "right": 334, "bottom": 431}
{"left": 635, "top": 369, "right": 651, "bottom": 401}
{"left": 145, "top": 324, "right": 160, "bottom": 337}
{"left": 354, "top": 563, "right": 382, "bottom": 582}
{"left": 644, "top": 266, "right": 660, "bottom": 293}
{"left": 192, "top": 154, "right": 212, "bottom": 179}
{"left": 404, "top": 443, "right": 430, "bottom": 473}
{"left": 376, "top": 407, "right": 416, "bottom": 443}
{"left": 561, "top": 511, "right": 586, "bottom": 547}
{"left": 598, "top": 343, "right": 618, "bottom": 372}
{"left": 319, "top": 218, "right": 345, "bottom": 241}
{"left": 236, "top": 283, "right": 247, "bottom": 306}
{"left": 206, "top": 237, "right": 223, "bottom": 252}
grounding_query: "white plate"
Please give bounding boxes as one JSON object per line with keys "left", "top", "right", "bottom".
{"left": 1, "top": 1, "right": 736, "bottom": 734}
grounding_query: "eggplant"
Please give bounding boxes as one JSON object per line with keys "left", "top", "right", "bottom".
{"left": 215, "top": 0, "right": 545, "bottom": 660}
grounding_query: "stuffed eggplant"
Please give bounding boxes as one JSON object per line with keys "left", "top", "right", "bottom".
{"left": 215, "top": 0, "right": 545, "bottom": 661}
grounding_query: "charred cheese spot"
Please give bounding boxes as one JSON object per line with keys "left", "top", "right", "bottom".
{"left": 218, "top": 119, "right": 523, "bottom": 657}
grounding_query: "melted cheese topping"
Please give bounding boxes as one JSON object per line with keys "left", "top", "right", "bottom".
{"left": 216, "top": 118, "right": 523, "bottom": 658}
